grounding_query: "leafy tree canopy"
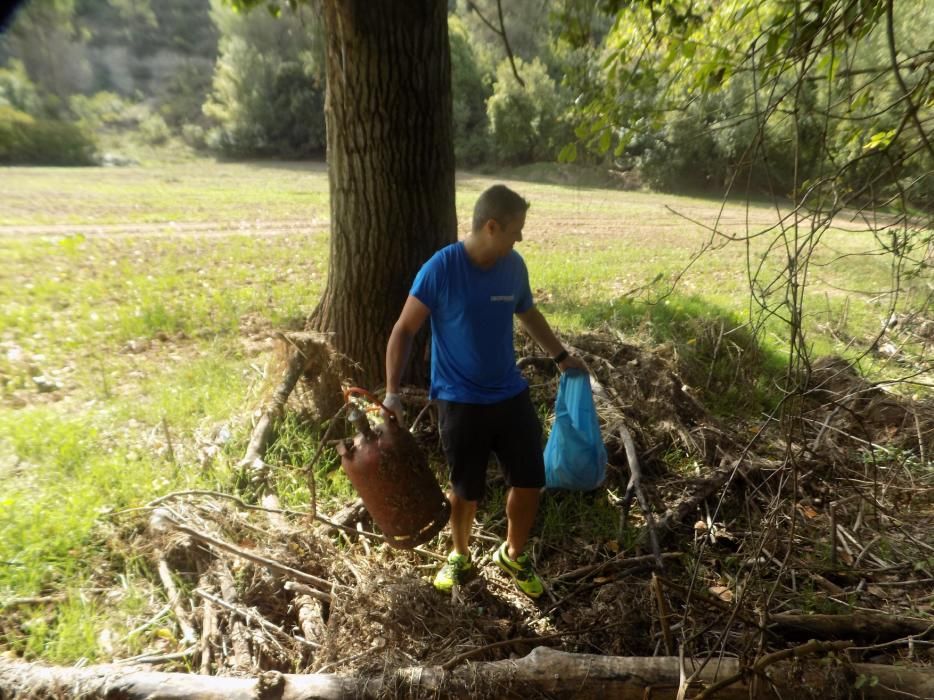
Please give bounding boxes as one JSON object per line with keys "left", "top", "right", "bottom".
{"left": 569, "top": 0, "right": 932, "bottom": 205}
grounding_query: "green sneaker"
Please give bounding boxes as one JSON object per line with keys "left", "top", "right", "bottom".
{"left": 494, "top": 542, "right": 544, "bottom": 599}
{"left": 433, "top": 551, "right": 473, "bottom": 593}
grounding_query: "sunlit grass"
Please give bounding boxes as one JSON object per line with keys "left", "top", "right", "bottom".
{"left": 0, "top": 158, "right": 929, "bottom": 662}
{"left": 0, "top": 161, "right": 330, "bottom": 226}
{"left": 261, "top": 412, "right": 356, "bottom": 510}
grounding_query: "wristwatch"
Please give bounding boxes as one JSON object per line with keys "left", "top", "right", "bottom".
{"left": 552, "top": 349, "right": 569, "bottom": 364}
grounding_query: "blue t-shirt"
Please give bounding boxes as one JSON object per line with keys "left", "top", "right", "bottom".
{"left": 410, "top": 242, "right": 533, "bottom": 403}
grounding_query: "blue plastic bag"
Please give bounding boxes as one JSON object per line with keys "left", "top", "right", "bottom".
{"left": 544, "top": 369, "right": 607, "bottom": 490}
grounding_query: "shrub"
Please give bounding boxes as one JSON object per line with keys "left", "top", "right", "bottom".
{"left": 138, "top": 113, "right": 171, "bottom": 145}
{"left": 181, "top": 123, "right": 206, "bottom": 149}
{"left": 159, "top": 61, "right": 214, "bottom": 128}
{"left": 449, "top": 16, "right": 492, "bottom": 167}
{"left": 635, "top": 104, "right": 729, "bottom": 192}
{"left": 203, "top": 2, "right": 326, "bottom": 158}
{"left": 0, "top": 106, "right": 97, "bottom": 165}
{"left": 0, "top": 60, "right": 42, "bottom": 116}
{"left": 486, "top": 57, "right": 563, "bottom": 164}
{"left": 69, "top": 92, "right": 135, "bottom": 129}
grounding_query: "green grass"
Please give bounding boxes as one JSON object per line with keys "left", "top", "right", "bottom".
{"left": 260, "top": 412, "right": 356, "bottom": 509}
{"left": 0, "top": 161, "right": 334, "bottom": 659}
{"left": 537, "top": 490, "right": 619, "bottom": 545}
{"left": 1, "top": 157, "right": 929, "bottom": 662}
{"left": 0, "top": 161, "right": 330, "bottom": 226}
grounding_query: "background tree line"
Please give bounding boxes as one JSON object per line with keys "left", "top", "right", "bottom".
{"left": 1, "top": 0, "right": 931, "bottom": 212}
{"left": 0, "top": 0, "right": 576, "bottom": 168}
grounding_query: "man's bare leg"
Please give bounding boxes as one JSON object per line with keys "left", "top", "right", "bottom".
{"left": 449, "top": 491, "right": 478, "bottom": 556}
{"left": 506, "top": 487, "right": 540, "bottom": 559}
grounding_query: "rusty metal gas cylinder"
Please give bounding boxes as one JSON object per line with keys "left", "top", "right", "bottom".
{"left": 336, "top": 392, "right": 450, "bottom": 549}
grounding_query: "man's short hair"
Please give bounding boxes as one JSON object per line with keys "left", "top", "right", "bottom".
{"left": 472, "top": 184, "right": 530, "bottom": 233}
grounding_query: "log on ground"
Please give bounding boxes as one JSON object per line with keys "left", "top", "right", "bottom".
{"left": 2, "top": 647, "right": 932, "bottom": 699}
{"left": 770, "top": 612, "right": 933, "bottom": 642}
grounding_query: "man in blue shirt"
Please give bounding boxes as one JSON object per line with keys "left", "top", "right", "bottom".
{"left": 384, "top": 184, "right": 585, "bottom": 598}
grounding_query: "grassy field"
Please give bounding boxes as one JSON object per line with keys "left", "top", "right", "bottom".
{"left": 0, "top": 159, "right": 928, "bottom": 662}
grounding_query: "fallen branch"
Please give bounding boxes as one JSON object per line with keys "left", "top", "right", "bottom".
{"left": 554, "top": 552, "right": 682, "bottom": 582}
{"left": 762, "top": 548, "right": 847, "bottom": 597}
{"left": 283, "top": 581, "right": 333, "bottom": 605}
{"left": 157, "top": 559, "right": 197, "bottom": 645}
{"left": 655, "top": 576, "right": 765, "bottom": 631}
{"left": 114, "top": 647, "right": 197, "bottom": 666}
{"left": 193, "top": 588, "right": 318, "bottom": 650}
{"left": 694, "top": 639, "right": 854, "bottom": 700}
{"left": 199, "top": 597, "right": 215, "bottom": 675}
{"left": 150, "top": 509, "right": 338, "bottom": 597}
{"left": 238, "top": 332, "right": 318, "bottom": 470}
{"left": 293, "top": 594, "right": 327, "bottom": 651}
{"left": 769, "top": 613, "right": 934, "bottom": 642}
{"left": 260, "top": 493, "right": 293, "bottom": 533}
{"left": 0, "top": 594, "right": 66, "bottom": 608}
{"left": 327, "top": 498, "right": 367, "bottom": 530}
{"left": 217, "top": 565, "right": 252, "bottom": 673}
{"left": 617, "top": 423, "right": 663, "bottom": 568}
{"left": 653, "top": 457, "right": 751, "bottom": 539}
{"left": 652, "top": 574, "right": 674, "bottom": 655}
{"left": 440, "top": 632, "right": 572, "bottom": 671}
{"left": 2, "top": 647, "right": 932, "bottom": 699}
{"left": 143, "top": 490, "right": 386, "bottom": 544}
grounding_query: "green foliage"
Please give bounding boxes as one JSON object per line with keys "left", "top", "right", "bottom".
{"left": 451, "top": 0, "right": 618, "bottom": 167}
{"left": 181, "top": 123, "right": 207, "bottom": 149}
{"left": 0, "top": 385, "right": 242, "bottom": 660}
{"left": 487, "top": 57, "right": 567, "bottom": 164}
{"left": 0, "top": 0, "right": 88, "bottom": 112}
{"left": 633, "top": 100, "right": 729, "bottom": 192}
{"left": 562, "top": 291, "right": 779, "bottom": 416}
{"left": 557, "top": 0, "right": 934, "bottom": 415}
{"left": 537, "top": 490, "right": 619, "bottom": 544}
{"left": 203, "top": 0, "right": 325, "bottom": 157}
{"left": 68, "top": 91, "right": 134, "bottom": 128}
{"left": 147, "top": 0, "right": 218, "bottom": 57}
{"left": 0, "top": 60, "right": 42, "bottom": 115}
{"left": 449, "top": 16, "right": 492, "bottom": 167}
{"left": 158, "top": 62, "right": 215, "bottom": 128}
{"left": 0, "top": 106, "right": 96, "bottom": 165}
{"left": 138, "top": 112, "right": 171, "bottom": 145}
{"left": 69, "top": 89, "right": 206, "bottom": 154}
{"left": 454, "top": 0, "right": 558, "bottom": 72}
{"left": 106, "top": 0, "right": 158, "bottom": 39}
{"left": 571, "top": 0, "right": 933, "bottom": 205}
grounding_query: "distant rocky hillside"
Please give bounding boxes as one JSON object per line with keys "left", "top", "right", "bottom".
{"left": 78, "top": 0, "right": 217, "bottom": 98}
{"left": 0, "top": 0, "right": 217, "bottom": 100}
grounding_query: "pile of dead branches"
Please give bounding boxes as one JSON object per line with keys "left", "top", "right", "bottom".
{"left": 2, "top": 330, "right": 931, "bottom": 699}
{"left": 132, "top": 333, "right": 932, "bottom": 675}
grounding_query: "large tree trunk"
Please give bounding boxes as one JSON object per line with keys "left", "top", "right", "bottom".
{"left": 310, "top": 0, "right": 456, "bottom": 384}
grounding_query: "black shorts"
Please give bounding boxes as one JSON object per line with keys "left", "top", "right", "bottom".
{"left": 436, "top": 387, "right": 545, "bottom": 501}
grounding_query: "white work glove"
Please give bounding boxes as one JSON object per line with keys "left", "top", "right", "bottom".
{"left": 382, "top": 392, "right": 406, "bottom": 428}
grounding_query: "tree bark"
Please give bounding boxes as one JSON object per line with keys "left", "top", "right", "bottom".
{"left": 310, "top": 0, "right": 457, "bottom": 384}
{"left": 2, "top": 648, "right": 932, "bottom": 699}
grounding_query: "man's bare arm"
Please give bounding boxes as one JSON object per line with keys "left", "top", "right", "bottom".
{"left": 386, "top": 295, "right": 431, "bottom": 394}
